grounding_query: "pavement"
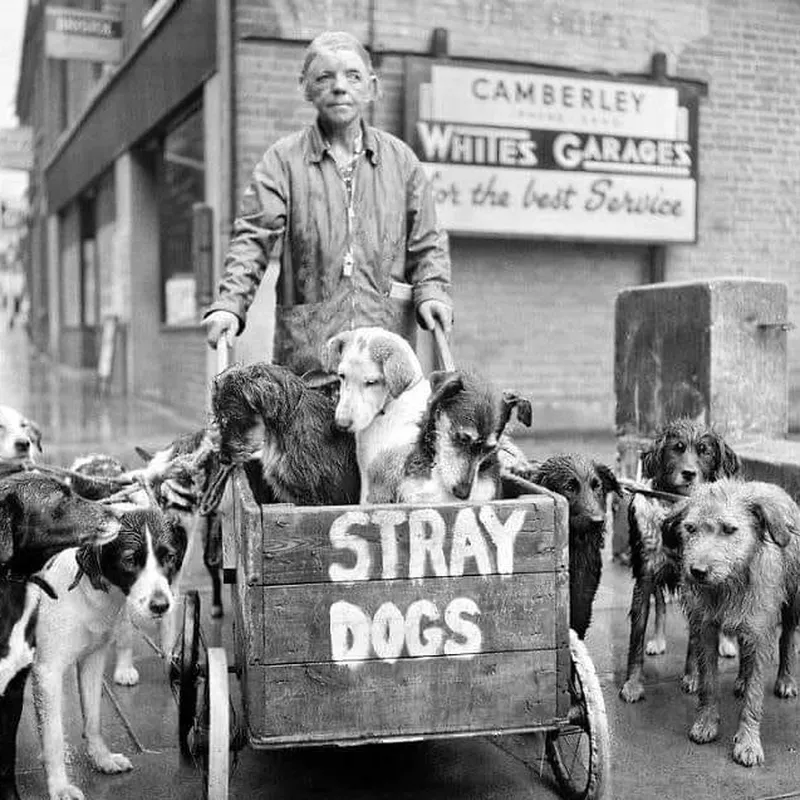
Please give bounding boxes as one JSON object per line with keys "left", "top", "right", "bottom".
{"left": 2, "top": 318, "right": 800, "bottom": 800}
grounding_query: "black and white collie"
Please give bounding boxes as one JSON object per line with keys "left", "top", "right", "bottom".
{"left": 32, "top": 507, "right": 187, "bottom": 800}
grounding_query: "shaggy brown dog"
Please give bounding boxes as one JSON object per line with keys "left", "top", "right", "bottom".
{"left": 532, "top": 454, "right": 620, "bottom": 639}
{"left": 619, "top": 418, "right": 740, "bottom": 703}
{"left": 665, "top": 480, "right": 800, "bottom": 767}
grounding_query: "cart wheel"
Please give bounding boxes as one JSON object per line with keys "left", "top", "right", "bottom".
{"left": 545, "top": 630, "right": 610, "bottom": 800}
{"left": 205, "top": 647, "right": 230, "bottom": 800}
{"left": 176, "top": 590, "right": 201, "bottom": 760}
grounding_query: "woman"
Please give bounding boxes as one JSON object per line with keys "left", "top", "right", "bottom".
{"left": 203, "top": 31, "right": 452, "bottom": 376}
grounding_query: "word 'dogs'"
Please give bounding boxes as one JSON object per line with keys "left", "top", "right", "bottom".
{"left": 326, "top": 505, "right": 528, "bottom": 666}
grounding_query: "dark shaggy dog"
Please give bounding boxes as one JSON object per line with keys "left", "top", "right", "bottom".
{"left": 619, "top": 418, "right": 741, "bottom": 703}
{"left": 665, "top": 480, "right": 800, "bottom": 767}
{"left": 0, "top": 473, "right": 121, "bottom": 800}
{"left": 211, "top": 362, "right": 360, "bottom": 506}
{"left": 532, "top": 455, "right": 620, "bottom": 639}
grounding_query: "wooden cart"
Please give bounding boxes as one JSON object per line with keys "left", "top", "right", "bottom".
{"left": 173, "top": 464, "right": 611, "bottom": 799}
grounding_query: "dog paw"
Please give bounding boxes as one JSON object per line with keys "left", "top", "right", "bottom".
{"left": 774, "top": 675, "right": 798, "bottom": 698}
{"left": 49, "top": 785, "right": 85, "bottom": 800}
{"left": 689, "top": 709, "right": 720, "bottom": 743}
{"left": 718, "top": 635, "right": 737, "bottom": 658}
{"left": 113, "top": 664, "right": 140, "bottom": 686}
{"left": 681, "top": 672, "right": 699, "bottom": 694}
{"left": 89, "top": 751, "right": 133, "bottom": 774}
{"left": 732, "top": 730, "right": 764, "bottom": 767}
{"left": 619, "top": 679, "right": 645, "bottom": 703}
{"left": 645, "top": 636, "right": 667, "bottom": 656}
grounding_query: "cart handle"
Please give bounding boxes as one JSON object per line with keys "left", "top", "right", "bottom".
{"left": 432, "top": 323, "right": 455, "bottom": 372}
{"left": 216, "top": 329, "right": 231, "bottom": 375}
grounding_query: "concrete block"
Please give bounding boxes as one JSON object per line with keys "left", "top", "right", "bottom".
{"left": 738, "top": 439, "right": 800, "bottom": 505}
{"left": 615, "top": 278, "right": 789, "bottom": 443}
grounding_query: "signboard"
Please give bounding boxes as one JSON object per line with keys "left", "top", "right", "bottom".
{"left": 406, "top": 60, "right": 700, "bottom": 244}
{"left": 0, "top": 128, "right": 33, "bottom": 171}
{"left": 45, "top": 6, "right": 123, "bottom": 63}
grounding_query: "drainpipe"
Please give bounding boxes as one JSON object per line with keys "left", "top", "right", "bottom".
{"left": 645, "top": 51, "right": 668, "bottom": 284}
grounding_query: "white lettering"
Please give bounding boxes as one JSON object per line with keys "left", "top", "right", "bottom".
{"left": 371, "top": 602, "right": 406, "bottom": 663}
{"left": 329, "top": 600, "right": 371, "bottom": 662}
{"left": 443, "top": 597, "right": 482, "bottom": 656}
{"left": 404, "top": 599, "right": 443, "bottom": 657}
{"left": 408, "top": 508, "right": 448, "bottom": 579}
{"left": 372, "top": 509, "right": 405, "bottom": 579}
{"left": 480, "top": 506, "right": 527, "bottom": 575}
{"left": 328, "top": 511, "right": 371, "bottom": 582}
{"left": 450, "top": 508, "right": 493, "bottom": 577}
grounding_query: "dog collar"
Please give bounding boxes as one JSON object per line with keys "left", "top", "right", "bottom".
{"left": 0, "top": 567, "right": 58, "bottom": 600}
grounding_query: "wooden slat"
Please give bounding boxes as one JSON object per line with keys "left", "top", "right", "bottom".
{"left": 246, "top": 650, "right": 557, "bottom": 745}
{"left": 258, "top": 572, "right": 556, "bottom": 664}
{"left": 257, "top": 498, "right": 556, "bottom": 585}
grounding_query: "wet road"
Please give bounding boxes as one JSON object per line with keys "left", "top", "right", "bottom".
{"left": 3, "top": 318, "right": 800, "bottom": 799}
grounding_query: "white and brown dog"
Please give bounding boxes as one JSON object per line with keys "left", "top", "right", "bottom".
{"left": 368, "top": 369, "right": 533, "bottom": 504}
{"left": 323, "top": 327, "right": 431, "bottom": 504}
{"left": 0, "top": 405, "right": 42, "bottom": 473}
{"left": 32, "top": 507, "right": 187, "bottom": 800}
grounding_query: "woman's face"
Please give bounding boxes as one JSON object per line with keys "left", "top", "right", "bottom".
{"left": 304, "top": 48, "right": 374, "bottom": 131}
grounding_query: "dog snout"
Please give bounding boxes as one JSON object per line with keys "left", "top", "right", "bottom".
{"left": 452, "top": 481, "right": 472, "bottom": 500}
{"left": 681, "top": 468, "right": 697, "bottom": 482}
{"left": 148, "top": 592, "right": 171, "bottom": 617}
{"left": 689, "top": 563, "right": 709, "bottom": 582}
{"left": 14, "top": 438, "right": 30, "bottom": 454}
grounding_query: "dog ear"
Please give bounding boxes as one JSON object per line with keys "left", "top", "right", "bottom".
{"left": 0, "top": 486, "right": 23, "bottom": 563}
{"left": 321, "top": 331, "right": 353, "bottom": 373}
{"left": 135, "top": 446, "right": 154, "bottom": 463}
{"left": 594, "top": 462, "right": 621, "bottom": 497}
{"left": 747, "top": 485, "right": 799, "bottom": 548}
{"left": 496, "top": 391, "right": 533, "bottom": 436}
{"left": 428, "top": 371, "right": 463, "bottom": 409}
{"left": 640, "top": 439, "right": 662, "bottom": 481}
{"left": 713, "top": 438, "right": 741, "bottom": 479}
{"left": 661, "top": 501, "right": 688, "bottom": 551}
{"left": 26, "top": 419, "right": 43, "bottom": 454}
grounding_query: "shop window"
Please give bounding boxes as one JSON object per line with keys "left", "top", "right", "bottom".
{"left": 158, "top": 101, "right": 204, "bottom": 326}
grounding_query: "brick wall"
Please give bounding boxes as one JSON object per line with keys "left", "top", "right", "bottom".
{"left": 233, "top": 0, "right": 800, "bottom": 432}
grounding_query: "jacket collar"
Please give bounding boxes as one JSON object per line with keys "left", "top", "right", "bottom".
{"left": 308, "top": 120, "right": 379, "bottom": 166}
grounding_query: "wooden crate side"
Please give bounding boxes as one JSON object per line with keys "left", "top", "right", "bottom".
{"left": 259, "top": 572, "right": 556, "bottom": 664}
{"left": 246, "top": 650, "right": 557, "bottom": 744}
{"left": 258, "top": 498, "right": 555, "bottom": 585}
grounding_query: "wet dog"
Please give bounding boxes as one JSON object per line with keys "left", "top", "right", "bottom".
{"left": 619, "top": 418, "right": 741, "bottom": 703}
{"left": 665, "top": 480, "right": 800, "bottom": 767}
{"left": 367, "top": 369, "right": 532, "bottom": 504}
{"left": 212, "top": 362, "right": 360, "bottom": 506}
{"left": 532, "top": 454, "right": 620, "bottom": 639}
{"left": 0, "top": 405, "right": 42, "bottom": 473}
{"left": 323, "top": 327, "right": 431, "bottom": 504}
{"left": 69, "top": 441, "right": 219, "bottom": 687}
{"left": 33, "top": 507, "right": 187, "bottom": 799}
{"left": 0, "top": 473, "right": 121, "bottom": 800}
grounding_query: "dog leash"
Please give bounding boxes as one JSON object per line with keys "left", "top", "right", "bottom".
{"left": 618, "top": 478, "right": 684, "bottom": 504}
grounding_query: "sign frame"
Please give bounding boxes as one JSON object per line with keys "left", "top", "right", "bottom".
{"left": 45, "top": 6, "right": 123, "bottom": 64}
{"left": 404, "top": 57, "right": 702, "bottom": 245}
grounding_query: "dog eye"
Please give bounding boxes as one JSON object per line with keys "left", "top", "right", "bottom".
{"left": 683, "top": 522, "right": 696, "bottom": 534}
{"left": 696, "top": 442, "right": 707, "bottom": 455}
{"left": 364, "top": 378, "right": 382, "bottom": 388}
{"left": 674, "top": 441, "right": 686, "bottom": 453}
{"left": 567, "top": 478, "right": 580, "bottom": 493}
{"left": 721, "top": 523, "right": 738, "bottom": 536}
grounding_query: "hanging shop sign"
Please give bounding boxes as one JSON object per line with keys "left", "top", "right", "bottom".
{"left": 45, "top": 6, "right": 123, "bottom": 63}
{"left": 405, "top": 60, "right": 700, "bottom": 244}
{"left": 0, "top": 128, "right": 33, "bottom": 172}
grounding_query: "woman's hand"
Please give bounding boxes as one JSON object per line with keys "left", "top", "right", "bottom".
{"left": 417, "top": 299, "right": 452, "bottom": 334}
{"left": 203, "top": 310, "right": 239, "bottom": 348}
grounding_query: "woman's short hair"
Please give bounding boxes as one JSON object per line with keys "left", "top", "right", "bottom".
{"left": 299, "top": 31, "right": 373, "bottom": 86}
